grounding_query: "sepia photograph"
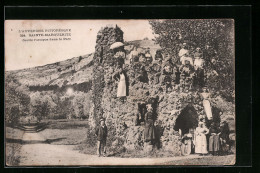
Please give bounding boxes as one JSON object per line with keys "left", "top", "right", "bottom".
{"left": 5, "top": 19, "right": 235, "bottom": 166}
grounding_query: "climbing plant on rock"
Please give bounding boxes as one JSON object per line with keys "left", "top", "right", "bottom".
{"left": 149, "top": 19, "right": 234, "bottom": 101}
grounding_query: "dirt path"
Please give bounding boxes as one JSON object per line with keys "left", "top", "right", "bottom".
{"left": 19, "top": 132, "right": 234, "bottom": 166}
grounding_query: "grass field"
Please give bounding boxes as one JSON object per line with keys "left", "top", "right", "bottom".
{"left": 39, "top": 119, "right": 89, "bottom": 145}
{"left": 164, "top": 155, "right": 235, "bottom": 165}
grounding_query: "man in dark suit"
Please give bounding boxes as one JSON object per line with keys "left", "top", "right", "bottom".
{"left": 95, "top": 118, "right": 108, "bottom": 157}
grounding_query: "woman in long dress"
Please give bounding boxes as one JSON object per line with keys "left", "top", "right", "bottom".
{"left": 200, "top": 87, "right": 213, "bottom": 120}
{"left": 181, "top": 133, "right": 193, "bottom": 156}
{"left": 114, "top": 68, "right": 126, "bottom": 98}
{"left": 209, "top": 122, "right": 221, "bottom": 155}
{"left": 194, "top": 122, "right": 209, "bottom": 155}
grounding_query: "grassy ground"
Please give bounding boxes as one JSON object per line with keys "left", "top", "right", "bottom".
{"left": 5, "top": 127, "right": 24, "bottom": 166}
{"left": 39, "top": 119, "right": 89, "bottom": 145}
{"left": 163, "top": 154, "right": 235, "bottom": 165}
{"left": 8, "top": 119, "right": 235, "bottom": 165}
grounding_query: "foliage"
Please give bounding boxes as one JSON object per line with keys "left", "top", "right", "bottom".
{"left": 5, "top": 77, "right": 30, "bottom": 123}
{"left": 30, "top": 92, "right": 56, "bottom": 121}
{"left": 71, "top": 91, "right": 92, "bottom": 119}
{"left": 149, "top": 19, "right": 235, "bottom": 97}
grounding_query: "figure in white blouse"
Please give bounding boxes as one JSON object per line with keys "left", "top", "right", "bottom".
{"left": 194, "top": 122, "right": 209, "bottom": 155}
{"left": 193, "top": 47, "right": 205, "bottom": 70}
{"left": 200, "top": 87, "right": 213, "bottom": 120}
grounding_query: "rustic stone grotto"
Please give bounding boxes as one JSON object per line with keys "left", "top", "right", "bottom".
{"left": 89, "top": 25, "right": 233, "bottom": 156}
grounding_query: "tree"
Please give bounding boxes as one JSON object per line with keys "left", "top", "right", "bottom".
{"left": 149, "top": 19, "right": 235, "bottom": 97}
{"left": 30, "top": 92, "right": 56, "bottom": 121}
{"left": 5, "top": 77, "right": 31, "bottom": 123}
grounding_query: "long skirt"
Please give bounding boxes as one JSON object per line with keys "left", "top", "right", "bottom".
{"left": 195, "top": 134, "right": 208, "bottom": 154}
{"left": 117, "top": 74, "right": 126, "bottom": 97}
{"left": 203, "top": 99, "right": 213, "bottom": 120}
{"left": 181, "top": 139, "right": 192, "bottom": 156}
{"left": 144, "top": 119, "right": 156, "bottom": 143}
{"left": 209, "top": 134, "right": 220, "bottom": 152}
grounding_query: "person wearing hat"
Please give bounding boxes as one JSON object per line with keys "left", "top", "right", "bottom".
{"left": 194, "top": 122, "right": 209, "bottom": 155}
{"left": 95, "top": 118, "right": 108, "bottom": 157}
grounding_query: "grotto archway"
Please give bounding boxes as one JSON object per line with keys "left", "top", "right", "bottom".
{"left": 174, "top": 104, "right": 199, "bottom": 135}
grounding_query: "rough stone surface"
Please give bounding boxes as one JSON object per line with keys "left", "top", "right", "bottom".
{"left": 90, "top": 26, "right": 235, "bottom": 156}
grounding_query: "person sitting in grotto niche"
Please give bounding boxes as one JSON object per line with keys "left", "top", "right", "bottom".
{"left": 150, "top": 60, "right": 162, "bottom": 85}
{"left": 145, "top": 48, "right": 153, "bottom": 65}
{"left": 144, "top": 104, "right": 156, "bottom": 145}
{"left": 129, "top": 46, "right": 139, "bottom": 65}
{"left": 154, "top": 49, "right": 163, "bottom": 61}
{"left": 179, "top": 60, "right": 195, "bottom": 92}
{"left": 162, "top": 63, "right": 174, "bottom": 93}
{"left": 113, "top": 46, "right": 126, "bottom": 69}
{"left": 137, "top": 101, "right": 147, "bottom": 124}
{"left": 132, "top": 57, "right": 149, "bottom": 84}
{"left": 139, "top": 53, "right": 147, "bottom": 65}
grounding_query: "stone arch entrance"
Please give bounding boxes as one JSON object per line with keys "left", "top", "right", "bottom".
{"left": 174, "top": 104, "right": 199, "bottom": 135}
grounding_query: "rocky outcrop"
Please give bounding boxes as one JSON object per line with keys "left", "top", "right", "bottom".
{"left": 90, "top": 25, "right": 235, "bottom": 156}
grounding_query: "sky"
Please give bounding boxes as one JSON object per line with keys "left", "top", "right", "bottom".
{"left": 5, "top": 20, "right": 155, "bottom": 71}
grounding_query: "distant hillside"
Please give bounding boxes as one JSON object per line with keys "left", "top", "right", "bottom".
{"left": 5, "top": 39, "right": 160, "bottom": 90}
{"left": 5, "top": 53, "right": 94, "bottom": 89}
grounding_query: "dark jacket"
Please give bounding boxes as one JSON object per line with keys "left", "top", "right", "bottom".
{"left": 95, "top": 125, "right": 108, "bottom": 141}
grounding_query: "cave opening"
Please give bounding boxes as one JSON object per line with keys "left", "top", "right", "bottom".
{"left": 174, "top": 104, "right": 199, "bottom": 136}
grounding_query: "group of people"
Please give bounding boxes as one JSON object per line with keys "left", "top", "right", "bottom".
{"left": 180, "top": 119, "right": 230, "bottom": 156}
{"left": 112, "top": 42, "right": 208, "bottom": 99}
{"left": 94, "top": 42, "right": 229, "bottom": 157}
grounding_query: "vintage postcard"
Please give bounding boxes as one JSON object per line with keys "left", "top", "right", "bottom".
{"left": 5, "top": 19, "right": 235, "bottom": 166}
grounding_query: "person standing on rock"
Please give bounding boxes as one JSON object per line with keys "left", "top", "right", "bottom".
{"left": 95, "top": 118, "right": 108, "bottom": 157}
{"left": 144, "top": 104, "right": 156, "bottom": 145}
{"left": 114, "top": 68, "right": 127, "bottom": 102}
{"left": 200, "top": 87, "right": 213, "bottom": 121}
